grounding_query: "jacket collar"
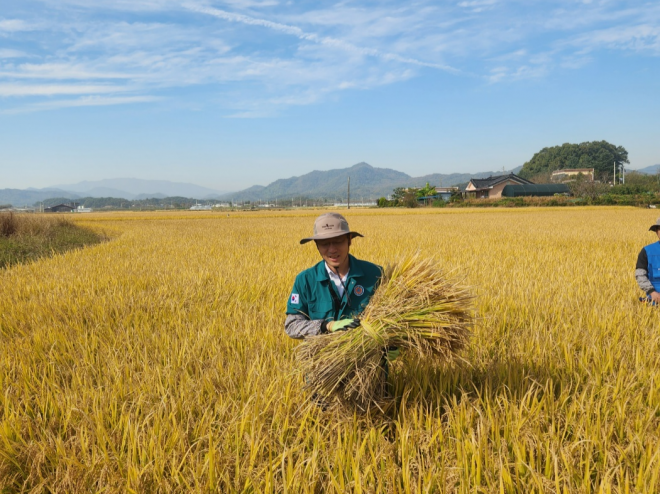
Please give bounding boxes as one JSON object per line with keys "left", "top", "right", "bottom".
{"left": 314, "top": 254, "right": 364, "bottom": 282}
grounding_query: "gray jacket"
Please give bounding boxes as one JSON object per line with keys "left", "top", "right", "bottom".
{"left": 284, "top": 314, "right": 324, "bottom": 339}
{"left": 636, "top": 247, "right": 656, "bottom": 294}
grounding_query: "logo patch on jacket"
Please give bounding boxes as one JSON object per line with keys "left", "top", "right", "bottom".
{"left": 354, "top": 285, "right": 364, "bottom": 296}
{"left": 290, "top": 293, "right": 300, "bottom": 304}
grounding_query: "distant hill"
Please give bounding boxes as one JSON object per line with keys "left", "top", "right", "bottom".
{"left": 2, "top": 164, "right": 527, "bottom": 206}
{"left": 518, "top": 141, "right": 628, "bottom": 179}
{"left": 49, "top": 178, "right": 227, "bottom": 200}
{"left": 0, "top": 188, "right": 80, "bottom": 207}
{"left": 219, "top": 163, "right": 409, "bottom": 202}
{"left": 411, "top": 166, "right": 523, "bottom": 189}
{"left": 1, "top": 178, "right": 229, "bottom": 205}
{"left": 635, "top": 164, "right": 660, "bottom": 175}
{"left": 134, "top": 193, "right": 168, "bottom": 200}
{"left": 219, "top": 163, "right": 524, "bottom": 201}
{"left": 38, "top": 196, "right": 217, "bottom": 209}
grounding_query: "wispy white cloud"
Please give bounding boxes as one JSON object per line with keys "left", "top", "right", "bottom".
{"left": 223, "top": 0, "right": 279, "bottom": 8}
{"left": 0, "top": 83, "right": 131, "bottom": 96}
{"left": 30, "top": 0, "right": 185, "bottom": 12}
{"left": 1, "top": 0, "right": 659, "bottom": 111}
{"left": 185, "top": 4, "right": 457, "bottom": 71}
{"left": 467, "top": 2, "right": 660, "bottom": 82}
{"left": 457, "top": 0, "right": 498, "bottom": 13}
{"left": 541, "top": 3, "right": 649, "bottom": 31}
{"left": 236, "top": 66, "right": 415, "bottom": 113}
{"left": 568, "top": 24, "right": 660, "bottom": 55}
{"left": 487, "top": 63, "right": 549, "bottom": 83}
{"left": 559, "top": 53, "right": 592, "bottom": 70}
{"left": 280, "top": 4, "right": 430, "bottom": 35}
{"left": 0, "top": 63, "right": 132, "bottom": 80}
{"left": 0, "top": 19, "right": 36, "bottom": 32}
{"left": 0, "top": 49, "right": 27, "bottom": 58}
{"left": 2, "top": 95, "right": 160, "bottom": 114}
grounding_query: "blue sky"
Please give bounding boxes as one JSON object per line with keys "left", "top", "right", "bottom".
{"left": 1, "top": 0, "right": 658, "bottom": 192}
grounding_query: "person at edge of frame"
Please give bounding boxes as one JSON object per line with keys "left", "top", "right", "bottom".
{"left": 284, "top": 213, "right": 399, "bottom": 369}
{"left": 636, "top": 218, "right": 660, "bottom": 306}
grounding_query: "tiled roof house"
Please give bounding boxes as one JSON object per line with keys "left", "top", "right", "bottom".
{"left": 465, "top": 173, "right": 533, "bottom": 199}
{"left": 551, "top": 168, "right": 595, "bottom": 182}
{"left": 44, "top": 203, "right": 77, "bottom": 213}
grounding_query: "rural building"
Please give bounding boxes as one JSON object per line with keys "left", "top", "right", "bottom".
{"left": 417, "top": 187, "right": 459, "bottom": 203}
{"left": 1, "top": 207, "right": 35, "bottom": 213}
{"left": 501, "top": 184, "right": 571, "bottom": 197}
{"left": 44, "top": 203, "right": 77, "bottom": 213}
{"left": 465, "top": 174, "right": 533, "bottom": 199}
{"left": 435, "top": 187, "right": 460, "bottom": 201}
{"left": 551, "top": 168, "right": 595, "bottom": 182}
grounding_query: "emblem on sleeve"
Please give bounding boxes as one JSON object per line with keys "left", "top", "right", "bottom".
{"left": 354, "top": 285, "right": 364, "bottom": 296}
{"left": 291, "top": 293, "right": 300, "bottom": 304}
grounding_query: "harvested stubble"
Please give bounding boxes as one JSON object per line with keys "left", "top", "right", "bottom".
{"left": 298, "top": 255, "right": 474, "bottom": 409}
{"left": 0, "top": 212, "right": 104, "bottom": 268}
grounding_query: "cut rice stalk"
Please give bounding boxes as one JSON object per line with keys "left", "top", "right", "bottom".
{"left": 298, "top": 255, "right": 475, "bottom": 409}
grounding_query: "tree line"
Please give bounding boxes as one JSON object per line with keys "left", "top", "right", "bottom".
{"left": 38, "top": 197, "right": 219, "bottom": 209}
{"left": 378, "top": 140, "right": 660, "bottom": 208}
{"left": 519, "top": 140, "right": 629, "bottom": 181}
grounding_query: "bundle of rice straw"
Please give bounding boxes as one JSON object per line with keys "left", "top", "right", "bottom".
{"left": 298, "top": 255, "right": 474, "bottom": 409}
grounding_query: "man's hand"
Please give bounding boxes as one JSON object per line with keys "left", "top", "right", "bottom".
{"left": 651, "top": 292, "right": 660, "bottom": 304}
{"left": 327, "top": 318, "right": 360, "bottom": 332}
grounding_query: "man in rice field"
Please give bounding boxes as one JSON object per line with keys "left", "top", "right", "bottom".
{"left": 636, "top": 218, "right": 660, "bottom": 305}
{"left": 285, "top": 212, "right": 383, "bottom": 338}
{"left": 285, "top": 212, "right": 399, "bottom": 401}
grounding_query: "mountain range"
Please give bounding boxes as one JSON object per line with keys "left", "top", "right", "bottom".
{"left": 2, "top": 162, "right": 658, "bottom": 206}
{"left": 46, "top": 178, "right": 227, "bottom": 200}
{"left": 226, "top": 161, "right": 658, "bottom": 202}
{"left": 636, "top": 164, "right": 660, "bottom": 175}
{"left": 1, "top": 178, "right": 228, "bottom": 206}
{"left": 2, "top": 164, "right": 521, "bottom": 206}
{"left": 216, "top": 162, "right": 525, "bottom": 202}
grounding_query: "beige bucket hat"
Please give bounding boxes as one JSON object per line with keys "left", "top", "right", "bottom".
{"left": 650, "top": 218, "right": 660, "bottom": 232}
{"left": 300, "top": 213, "right": 364, "bottom": 244}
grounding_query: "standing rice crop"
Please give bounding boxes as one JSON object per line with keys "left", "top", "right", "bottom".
{"left": 3, "top": 208, "right": 660, "bottom": 492}
{"left": 297, "top": 255, "right": 474, "bottom": 409}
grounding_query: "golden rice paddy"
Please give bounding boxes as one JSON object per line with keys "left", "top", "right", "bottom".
{"left": 1, "top": 207, "right": 659, "bottom": 493}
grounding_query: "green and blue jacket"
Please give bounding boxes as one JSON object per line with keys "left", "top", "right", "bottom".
{"left": 285, "top": 255, "right": 382, "bottom": 339}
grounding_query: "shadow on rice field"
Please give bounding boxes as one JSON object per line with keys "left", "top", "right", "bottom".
{"left": 385, "top": 355, "right": 556, "bottom": 415}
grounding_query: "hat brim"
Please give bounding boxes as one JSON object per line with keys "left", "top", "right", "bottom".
{"left": 650, "top": 225, "right": 660, "bottom": 232}
{"left": 300, "top": 231, "right": 363, "bottom": 245}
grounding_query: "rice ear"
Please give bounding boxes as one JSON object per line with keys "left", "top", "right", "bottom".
{"left": 297, "top": 254, "right": 475, "bottom": 409}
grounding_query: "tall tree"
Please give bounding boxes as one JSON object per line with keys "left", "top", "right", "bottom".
{"left": 415, "top": 182, "right": 437, "bottom": 198}
{"left": 391, "top": 187, "right": 406, "bottom": 201}
{"left": 519, "top": 141, "right": 629, "bottom": 181}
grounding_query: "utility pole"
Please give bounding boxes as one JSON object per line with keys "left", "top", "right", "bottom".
{"left": 347, "top": 176, "right": 351, "bottom": 210}
{"left": 622, "top": 163, "right": 625, "bottom": 184}
{"left": 613, "top": 161, "right": 616, "bottom": 185}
